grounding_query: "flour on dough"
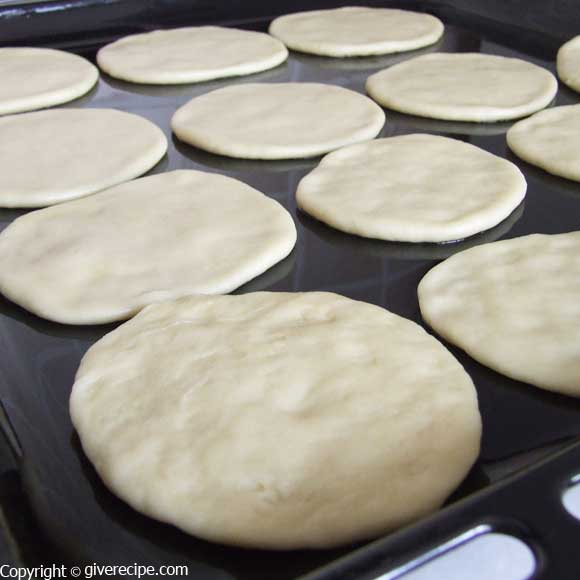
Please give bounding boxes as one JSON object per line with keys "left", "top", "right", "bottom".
{"left": 97, "top": 26, "right": 288, "bottom": 84}
{"left": 0, "top": 171, "right": 296, "bottom": 324}
{"left": 419, "top": 232, "right": 580, "bottom": 396}
{"left": 0, "top": 48, "right": 98, "bottom": 115}
{"left": 269, "top": 7, "right": 443, "bottom": 57}
{"left": 557, "top": 36, "right": 580, "bottom": 93}
{"left": 0, "top": 108, "right": 167, "bottom": 207}
{"left": 366, "top": 53, "right": 557, "bottom": 122}
{"left": 297, "top": 134, "right": 526, "bottom": 242}
{"left": 172, "top": 82, "right": 385, "bottom": 159}
{"left": 507, "top": 105, "right": 580, "bottom": 182}
{"left": 70, "top": 292, "right": 481, "bottom": 549}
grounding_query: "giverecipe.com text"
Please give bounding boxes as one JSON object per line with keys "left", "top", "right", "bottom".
{"left": 0, "top": 565, "right": 189, "bottom": 579}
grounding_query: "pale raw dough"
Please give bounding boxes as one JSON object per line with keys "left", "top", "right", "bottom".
{"left": 268, "top": 7, "right": 443, "bottom": 57}
{"left": 557, "top": 36, "right": 580, "bottom": 93}
{"left": 0, "top": 171, "right": 296, "bottom": 324}
{"left": 366, "top": 53, "right": 557, "bottom": 122}
{"left": 97, "top": 26, "right": 288, "bottom": 84}
{"left": 419, "top": 232, "right": 580, "bottom": 397}
{"left": 70, "top": 291, "right": 481, "bottom": 549}
{"left": 171, "top": 82, "right": 385, "bottom": 159}
{"left": 507, "top": 105, "right": 580, "bottom": 182}
{"left": 0, "top": 48, "right": 98, "bottom": 115}
{"left": 297, "top": 134, "right": 526, "bottom": 243}
{"left": 0, "top": 108, "right": 167, "bottom": 208}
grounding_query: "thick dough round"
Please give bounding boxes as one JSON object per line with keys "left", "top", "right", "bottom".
{"left": 297, "top": 134, "right": 526, "bottom": 243}
{"left": 0, "top": 48, "right": 98, "bottom": 115}
{"left": 97, "top": 26, "right": 288, "bottom": 84}
{"left": 70, "top": 291, "right": 481, "bottom": 549}
{"left": 419, "top": 232, "right": 580, "bottom": 397}
{"left": 268, "top": 7, "right": 443, "bottom": 57}
{"left": 171, "top": 82, "right": 385, "bottom": 159}
{"left": 507, "top": 105, "right": 580, "bottom": 182}
{"left": 0, "top": 109, "right": 167, "bottom": 208}
{"left": 557, "top": 36, "right": 580, "bottom": 93}
{"left": 366, "top": 53, "right": 557, "bottom": 122}
{"left": 0, "top": 171, "right": 296, "bottom": 324}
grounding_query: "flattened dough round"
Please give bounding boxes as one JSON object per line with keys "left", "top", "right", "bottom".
{"left": 0, "top": 48, "right": 98, "bottom": 115}
{"left": 366, "top": 53, "right": 557, "bottom": 122}
{"left": 507, "top": 105, "right": 580, "bottom": 182}
{"left": 171, "top": 83, "right": 385, "bottom": 159}
{"left": 0, "top": 171, "right": 296, "bottom": 324}
{"left": 97, "top": 26, "right": 288, "bottom": 84}
{"left": 419, "top": 232, "right": 580, "bottom": 396}
{"left": 297, "top": 134, "right": 526, "bottom": 242}
{"left": 70, "top": 292, "right": 481, "bottom": 549}
{"left": 268, "top": 7, "right": 443, "bottom": 57}
{"left": 557, "top": 36, "right": 580, "bottom": 93}
{"left": 0, "top": 108, "right": 167, "bottom": 207}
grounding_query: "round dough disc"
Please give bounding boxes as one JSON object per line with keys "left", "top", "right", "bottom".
{"left": 0, "top": 48, "right": 98, "bottom": 115}
{"left": 0, "top": 170, "right": 296, "bottom": 324}
{"left": 297, "top": 134, "right": 526, "bottom": 243}
{"left": 97, "top": 26, "right": 288, "bottom": 84}
{"left": 0, "top": 108, "right": 167, "bottom": 208}
{"left": 507, "top": 105, "right": 580, "bottom": 182}
{"left": 171, "top": 82, "right": 385, "bottom": 159}
{"left": 70, "top": 291, "right": 481, "bottom": 549}
{"left": 419, "top": 232, "right": 580, "bottom": 396}
{"left": 557, "top": 36, "right": 580, "bottom": 93}
{"left": 268, "top": 7, "right": 444, "bottom": 57}
{"left": 366, "top": 53, "right": 557, "bottom": 122}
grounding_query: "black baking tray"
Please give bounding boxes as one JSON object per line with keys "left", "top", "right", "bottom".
{"left": 1, "top": 1, "right": 580, "bottom": 578}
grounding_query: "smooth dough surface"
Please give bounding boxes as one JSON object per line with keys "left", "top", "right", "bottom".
{"left": 0, "top": 171, "right": 296, "bottom": 324}
{"left": 419, "top": 233, "right": 580, "bottom": 396}
{"left": 268, "top": 7, "right": 443, "bottom": 57}
{"left": 366, "top": 53, "right": 557, "bottom": 122}
{"left": 171, "top": 83, "right": 385, "bottom": 159}
{"left": 97, "top": 26, "right": 288, "bottom": 84}
{"left": 0, "top": 48, "right": 98, "bottom": 115}
{"left": 557, "top": 36, "right": 580, "bottom": 93}
{"left": 70, "top": 291, "right": 481, "bottom": 549}
{"left": 507, "top": 105, "right": 580, "bottom": 182}
{"left": 297, "top": 134, "right": 526, "bottom": 242}
{"left": 0, "top": 108, "right": 167, "bottom": 207}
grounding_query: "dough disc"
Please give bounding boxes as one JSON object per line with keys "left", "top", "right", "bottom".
{"left": 366, "top": 53, "right": 557, "bottom": 122}
{"left": 0, "top": 170, "right": 296, "bottom": 324}
{"left": 419, "top": 232, "right": 580, "bottom": 396}
{"left": 0, "top": 108, "right": 167, "bottom": 207}
{"left": 171, "top": 82, "right": 385, "bottom": 159}
{"left": 0, "top": 48, "right": 98, "bottom": 115}
{"left": 297, "top": 134, "right": 526, "bottom": 242}
{"left": 97, "top": 26, "right": 288, "bottom": 84}
{"left": 70, "top": 292, "right": 481, "bottom": 549}
{"left": 507, "top": 105, "right": 580, "bottom": 182}
{"left": 268, "top": 7, "right": 443, "bottom": 57}
{"left": 557, "top": 36, "right": 580, "bottom": 93}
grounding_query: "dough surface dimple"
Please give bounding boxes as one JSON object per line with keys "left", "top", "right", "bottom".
{"left": 171, "top": 82, "right": 385, "bottom": 159}
{"left": 0, "top": 48, "right": 98, "bottom": 115}
{"left": 0, "top": 170, "right": 296, "bottom": 324}
{"left": 0, "top": 108, "right": 167, "bottom": 208}
{"left": 269, "top": 7, "right": 443, "bottom": 57}
{"left": 507, "top": 105, "right": 580, "bottom": 182}
{"left": 70, "top": 291, "right": 481, "bottom": 549}
{"left": 418, "top": 232, "right": 580, "bottom": 396}
{"left": 297, "top": 134, "right": 526, "bottom": 242}
{"left": 557, "top": 36, "right": 580, "bottom": 93}
{"left": 366, "top": 53, "right": 557, "bottom": 122}
{"left": 97, "top": 26, "right": 288, "bottom": 84}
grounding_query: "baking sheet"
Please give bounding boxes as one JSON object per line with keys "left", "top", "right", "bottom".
{"left": 1, "top": 17, "right": 580, "bottom": 579}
